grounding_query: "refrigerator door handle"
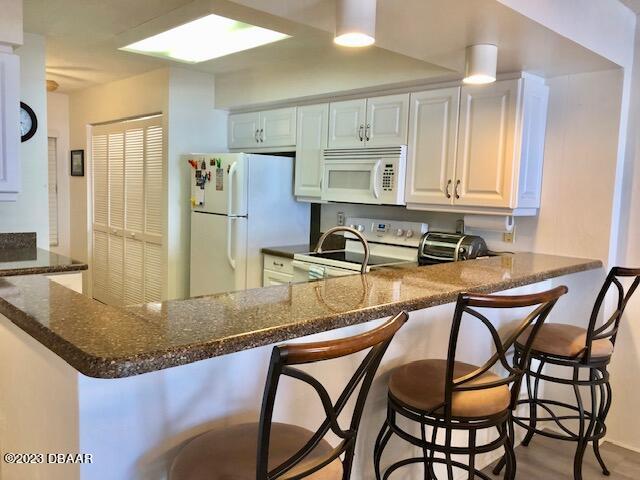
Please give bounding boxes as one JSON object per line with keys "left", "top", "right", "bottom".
{"left": 227, "top": 161, "right": 238, "bottom": 216}
{"left": 227, "top": 216, "right": 236, "bottom": 270}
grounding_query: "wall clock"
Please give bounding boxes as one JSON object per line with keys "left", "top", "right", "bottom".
{"left": 20, "top": 102, "right": 38, "bottom": 142}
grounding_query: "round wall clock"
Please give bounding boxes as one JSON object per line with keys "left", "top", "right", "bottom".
{"left": 20, "top": 102, "right": 38, "bottom": 142}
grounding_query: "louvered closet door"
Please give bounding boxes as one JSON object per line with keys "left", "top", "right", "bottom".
{"left": 92, "top": 134, "right": 109, "bottom": 304}
{"left": 92, "top": 116, "right": 164, "bottom": 306}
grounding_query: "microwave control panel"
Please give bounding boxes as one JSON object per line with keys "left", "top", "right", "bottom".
{"left": 382, "top": 163, "right": 395, "bottom": 191}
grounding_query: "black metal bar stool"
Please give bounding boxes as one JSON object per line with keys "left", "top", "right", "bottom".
{"left": 492, "top": 267, "right": 640, "bottom": 480}
{"left": 170, "top": 311, "right": 408, "bottom": 480}
{"left": 374, "top": 286, "right": 568, "bottom": 480}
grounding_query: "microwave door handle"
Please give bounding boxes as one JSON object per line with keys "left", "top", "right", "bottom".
{"left": 227, "top": 161, "right": 238, "bottom": 216}
{"left": 227, "top": 217, "right": 236, "bottom": 270}
{"left": 372, "top": 160, "right": 381, "bottom": 199}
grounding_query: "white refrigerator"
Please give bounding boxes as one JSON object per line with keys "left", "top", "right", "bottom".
{"left": 187, "top": 153, "right": 310, "bottom": 297}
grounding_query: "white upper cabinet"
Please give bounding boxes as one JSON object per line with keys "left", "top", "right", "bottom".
{"left": 228, "top": 107, "right": 296, "bottom": 149}
{"left": 295, "top": 104, "right": 328, "bottom": 199}
{"left": 228, "top": 112, "right": 259, "bottom": 149}
{"left": 406, "top": 76, "right": 549, "bottom": 215}
{"left": 365, "top": 93, "right": 409, "bottom": 147}
{"left": 328, "top": 99, "right": 367, "bottom": 148}
{"left": 0, "top": 52, "right": 20, "bottom": 200}
{"left": 455, "top": 80, "right": 517, "bottom": 208}
{"left": 328, "top": 94, "right": 409, "bottom": 149}
{"left": 260, "top": 107, "right": 296, "bottom": 148}
{"left": 405, "top": 87, "right": 460, "bottom": 206}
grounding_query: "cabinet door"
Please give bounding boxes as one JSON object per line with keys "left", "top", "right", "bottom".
{"left": 263, "top": 269, "right": 293, "bottom": 287}
{"left": 0, "top": 52, "right": 20, "bottom": 198}
{"left": 295, "top": 104, "right": 328, "bottom": 198}
{"left": 405, "top": 88, "right": 459, "bottom": 206}
{"left": 228, "top": 112, "right": 259, "bottom": 149}
{"left": 455, "top": 80, "right": 518, "bottom": 207}
{"left": 328, "top": 99, "right": 367, "bottom": 148}
{"left": 260, "top": 107, "right": 296, "bottom": 147}
{"left": 365, "top": 93, "right": 409, "bottom": 147}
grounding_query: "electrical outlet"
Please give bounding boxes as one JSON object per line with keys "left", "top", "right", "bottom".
{"left": 503, "top": 231, "right": 515, "bottom": 243}
{"left": 337, "top": 212, "right": 345, "bottom": 226}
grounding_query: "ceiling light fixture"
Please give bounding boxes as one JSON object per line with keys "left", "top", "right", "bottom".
{"left": 463, "top": 44, "right": 498, "bottom": 85}
{"left": 334, "top": 0, "right": 376, "bottom": 47}
{"left": 121, "top": 14, "right": 290, "bottom": 63}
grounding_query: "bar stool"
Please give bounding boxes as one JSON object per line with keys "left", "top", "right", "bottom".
{"left": 170, "top": 311, "right": 408, "bottom": 480}
{"left": 374, "top": 286, "right": 568, "bottom": 479}
{"left": 492, "top": 267, "right": 640, "bottom": 480}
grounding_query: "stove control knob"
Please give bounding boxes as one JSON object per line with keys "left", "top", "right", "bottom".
{"left": 405, "top": 229, "right": 414, "bottom": 238}
{"left": 395, "top": 228, "right": 405, "bottom": 237}
{"left": 356, "top": 224, "right": 365, "bottom": 232}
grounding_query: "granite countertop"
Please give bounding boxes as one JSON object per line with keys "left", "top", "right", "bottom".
{"left": 0, "top": 253, "right": 601, "bottom": 379}
{"left": 262, "top": 244, "right": 315, "bottom": 259}
{"left": 0, "top": 248, "right": 88, "bottom": 277}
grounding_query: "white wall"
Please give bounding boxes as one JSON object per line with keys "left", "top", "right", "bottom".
{"left": 0, "top": 33, "right": 48, "bottom": 248}
{"left": 68, "top": 67, "right": 226, "bottom": 300}
{"left": 166, "top": 68, "right": 227, "bottom": 299}
{"left": 605, "top": 14, "right": 640, "bottom": 451}
{"left": 68, "top": 68, "right": 171, "bottom": 265}
{"left": 47, "top": 92, "right": 70, "bottom": 257}
{"left": 0, "top": 0, "right": 22, "bottom": 46}
{"left": 497, "top": 0, "right": 636, "bottom": 68}
{"left": 215, "top": 48, "right": 448, "bottom": 109}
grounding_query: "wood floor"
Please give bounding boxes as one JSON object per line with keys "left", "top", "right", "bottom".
{"left": 482, "top": 436, "right": 640, "bottom": 479}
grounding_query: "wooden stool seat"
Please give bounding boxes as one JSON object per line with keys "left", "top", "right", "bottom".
{"left": 517, "top": 323, "right": 614, "bottom": 359}
{"left": 170, "top": 422, "right": 343, "bottom": 480}
{"left": 388, "top": 359, "right": 511, "bottom": 418}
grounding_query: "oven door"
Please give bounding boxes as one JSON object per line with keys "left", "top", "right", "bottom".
{"left": 292, "top": 260, "right": 357, "bottom": 283}
{"left": 321, "top": 158, "right": 391, "bottom": 205}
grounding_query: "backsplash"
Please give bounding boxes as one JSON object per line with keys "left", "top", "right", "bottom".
{"left": 319, "top": 203, "right": 539, "bottom": 254}
{"left": 319, "top": 203, "right": 462, "bottom": 235}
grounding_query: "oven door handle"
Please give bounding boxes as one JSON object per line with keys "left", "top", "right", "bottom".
{"left": 372, "top": 159, "right": 381, "bottom": 200}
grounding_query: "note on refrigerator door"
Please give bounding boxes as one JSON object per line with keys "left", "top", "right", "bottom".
{"left": 196, "top": 187, "right": 205, "bottom": 206}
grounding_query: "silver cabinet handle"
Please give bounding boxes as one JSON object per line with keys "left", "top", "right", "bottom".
{"left": 445, "top": 179, "right": 452, "bottom": 199}
{"left": 260, "top": 128, "right": 264, "bottom": 143}
{"left": 365, "top": 123, "right": 371, "bottom": 141}
{"left": 255, "top": 129, "right": 260, "bottom": 143}
{"left": 273, "top": 261, "right": 284, "bottom": 268}
{"left": 455, "top": 179, "right": 461, "bottom": 199}
{"left": 358, "top": 124, "right": 364, "bottom": 141}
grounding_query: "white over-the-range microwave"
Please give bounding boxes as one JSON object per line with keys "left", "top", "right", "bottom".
{"left": 320, "top": 146, "right": 407, "bottom": 205}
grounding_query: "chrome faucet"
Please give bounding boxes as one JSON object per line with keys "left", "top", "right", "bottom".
{"left": 314, "top": 226, "right": 370, "bottom": 274}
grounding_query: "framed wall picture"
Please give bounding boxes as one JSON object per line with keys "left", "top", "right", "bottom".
{"left": 70, "top": 150, "right": 84, "bottom": 177}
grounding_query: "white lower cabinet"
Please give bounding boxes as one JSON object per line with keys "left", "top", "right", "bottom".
{"left": 405, "top": 75, "right": 549, "bottom": 216}
{"left": 263, "top": 269, "right": 293, "bottom": 286}
{"left": 263, "top": 254, "right": 294, "bottom": 286}
{"left": 295, "top": 104, "right": 328, "bottom": 200}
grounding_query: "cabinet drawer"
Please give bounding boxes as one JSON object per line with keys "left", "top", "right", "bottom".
{"left": 263, "top": 269, "right": 293, "bottom": 287}
{"left": 263, "top": 254, "right": 294, "bottom": 275}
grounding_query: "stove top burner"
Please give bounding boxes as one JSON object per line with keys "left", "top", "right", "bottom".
{"left": 305, "top": 250, "right": 409, "bottom": 267}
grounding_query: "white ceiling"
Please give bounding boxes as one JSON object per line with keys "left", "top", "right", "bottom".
{"left": 24, "top": 0, "right": 619, "bottom": 96}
